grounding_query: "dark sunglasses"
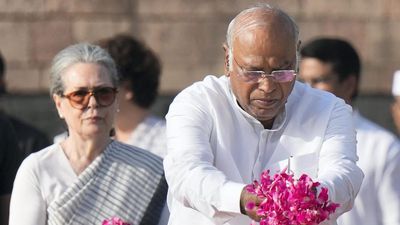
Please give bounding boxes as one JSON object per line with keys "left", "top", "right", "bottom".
{"left": 61, "top": 87, "right": 118, "bottom": 109}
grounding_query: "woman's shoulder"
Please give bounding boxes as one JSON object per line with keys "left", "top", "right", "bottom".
{"left": 15, "top": 144, "right": 61, "bottom": 185}
{"left": 20, "top": 144, "right": 60, "bottom": 168}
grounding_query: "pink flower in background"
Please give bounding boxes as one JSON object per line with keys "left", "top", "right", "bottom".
{"left": 246, "top": 169, "right": 340, "bottom": 225}
{"left": 102, "top": 217, "right": 131, "bottom": 225}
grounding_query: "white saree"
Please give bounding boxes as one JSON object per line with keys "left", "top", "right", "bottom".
{"left": 47, "top": 141, "right": 167, "bottom": 225}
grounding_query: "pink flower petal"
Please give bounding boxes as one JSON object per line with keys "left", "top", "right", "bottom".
{"left": 247, "top": 170, "right": 340, "bottom": 225}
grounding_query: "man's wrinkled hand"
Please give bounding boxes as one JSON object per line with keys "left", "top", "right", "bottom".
{"left": 240, "top": 186, "right": 263, "bottom": 222}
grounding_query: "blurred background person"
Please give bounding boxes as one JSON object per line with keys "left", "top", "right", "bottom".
{"left": 54, "top": 34, "right": 166, "bottom": 158}
{"left": 98, "top": 34, "right": 166, "bottom": 158}
{"left": 391, "top": 70, "right": 400, "bottom": 136}
{"left": 0, "top": 112, "right": 21, "bottom": 225}
{"left": 300, "top": 37, "right": 400, "bottom": 225}
{"left": 0, "top": 50, "right": 50, "bottom": 223}
{"left": 9, "top": 43, "right": 167, "bottom": 225}
{"left": 0, "top": 51, "right": 50, "bottom": 157}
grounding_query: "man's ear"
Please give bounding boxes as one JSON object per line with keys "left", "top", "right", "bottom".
{"left": 222, "top": 43, "right": 230, "bottom": 76}
{"left": 343, "top": 75, "right": 358, "bottom": 100}
{"left": 297, "top": 40, "right": 301, "bottom": 52}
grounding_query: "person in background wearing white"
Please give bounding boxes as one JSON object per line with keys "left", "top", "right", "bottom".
{"left": 9, "top": 43, "right": 167, "bottom": 225}
{"left": 300, "top": 38, "right": 400, "bottom": 225}
{"left": 98, "top": 34, "right": 166, "bottom": 158}
{"left": 163, "top": 4, "right": 363, "bottom": 225}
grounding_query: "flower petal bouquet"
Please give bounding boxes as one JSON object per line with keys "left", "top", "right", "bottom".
{"left": 102, "top": 217, "right": 131, "bottom": 225}
{"left": 246, "top": 169, "right": 340, "bottom": 225}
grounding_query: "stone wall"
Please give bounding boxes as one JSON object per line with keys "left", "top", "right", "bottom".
{"left": 0, "top": 0, "right": 398, "bottom": 136}
{"left": 1, "top": 0, "right": 399, "bottom": 94}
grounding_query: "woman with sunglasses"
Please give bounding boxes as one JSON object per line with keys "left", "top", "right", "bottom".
{"left": 9, "top": 43, "right": 167, "bottom": 225}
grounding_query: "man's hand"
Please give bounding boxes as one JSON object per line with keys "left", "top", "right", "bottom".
{"left": 240, "top": 186, "right": 263, "bottom": 221}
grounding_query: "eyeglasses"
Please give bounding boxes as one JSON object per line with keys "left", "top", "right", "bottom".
{"left": 233, "top": 56, "right": 296, "bottom": 83}
{"left": 61, "top": 87, "right": 118, "bottom": 109}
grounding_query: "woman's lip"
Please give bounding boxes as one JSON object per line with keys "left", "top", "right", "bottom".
{"left": 85, "top": 116, "right": 103, "bottom": 120}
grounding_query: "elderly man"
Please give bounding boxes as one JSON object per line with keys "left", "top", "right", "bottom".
{"left": 164, "top": 4, "right": 363, "bottom": 225}
{"left": 300, "top": 38, "right": 400, "bottom": 225}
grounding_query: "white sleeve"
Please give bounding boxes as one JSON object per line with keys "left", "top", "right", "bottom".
{"left": 164, "top": 95, "right": 245, "bottom": 224}
{"left": 378, "top": 140, "right": 400, "bottom": 225}
{"left": 9, "top": 156, "right": 46, "bottom": 225}
{"left": 317, "top": 101, "right": 364, "bottom": 219}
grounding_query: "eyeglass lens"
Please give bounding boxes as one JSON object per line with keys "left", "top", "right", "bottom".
{"left": 233, "top": 56, "right": 295, "bottom": 83}
{"left": 64, "top": 87, "right": 117, "bottom": 109}
{"left": 244, "top": 70, "right": 296, "bottom": 83}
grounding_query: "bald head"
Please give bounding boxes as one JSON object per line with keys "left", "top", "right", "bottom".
{"left": 226, "top": 4, "right": 299, "bottom": 50}
{"left": 225, "top": 4, "right": 299, "bottom": 72}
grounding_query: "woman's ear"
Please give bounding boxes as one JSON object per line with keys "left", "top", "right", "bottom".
{"left": 222, "top": 43, "right": 230, "bottom": 76}
{"left": 53, "top": 94, "right": 64, "bottom": 118}
{"left": 125, "top": 90, "right": 134, "bottom": 101}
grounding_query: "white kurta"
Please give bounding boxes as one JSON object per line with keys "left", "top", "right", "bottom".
{"left": 126, "top": 115, "right": 167, "bottom": 158}
{"left": 164, "top": 75, "right": 364, "bottom": 225}
{"left": 337, "top": 111, "right": 400, "bottom": 225}
{"left": 9, "top": 143, "right": 169, "bottom": 225}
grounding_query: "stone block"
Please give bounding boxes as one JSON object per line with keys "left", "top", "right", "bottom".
{"left": 300, "top": 0, "right": 351, "bottom": 18}
{"left": 299, "top": 20, "right": 367, "bottom": 49}
{"left": 138, "top": 20, "right": 227, "bottom": 92}
{"left": 73, "top": 19, "right": 132, "bottom": 43}
{"left": 347, "top": 0, "right": 387, "bottom": 19}
{"left": 266, "top": 0, "right": 302, "bottom": 16}
{"left": 31, "top": 20, "right": 73, "bottom": 63}
{"left": 39, "top": 65, "right": 51, "bottom": 91}
{"left": 299, "top": 0, "right": 385, "bottom": 19}
{"left": 0, "top": 0, "right": 45, "bottom": 13}
{"left": 0, "top": 22, "right": 30, "bottom": 63}
{"left": 388, "top": 0, "right": 400, "bottom": 18}
{"left": 6, "top": 66, "right": 41, "bottom": 93}
{"left": 45, "top": 0, "right": 132, "bottom": 14}
{"left": 137, "top": 0, "right": 300, "bottom": 19}
{"left": 137, "top": 0, "right": 252, "bottom": 16}
{"left": 364, "top": 21, "right": 399, "bottom": 68}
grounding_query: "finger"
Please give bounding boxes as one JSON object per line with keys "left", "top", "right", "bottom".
{"left": 246, "top": 206, "right": 262, "bottom": 222}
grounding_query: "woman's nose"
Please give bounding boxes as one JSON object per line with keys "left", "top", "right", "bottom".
{"left": 87, "top": 94, "right": 99, "bottom": 108}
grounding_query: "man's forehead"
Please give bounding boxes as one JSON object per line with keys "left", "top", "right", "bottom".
{"left": 232, "top": 10, "right": 295, "bottom": 44}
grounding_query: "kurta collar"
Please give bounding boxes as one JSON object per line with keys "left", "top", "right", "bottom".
{"left": 226, "top": 78, "right": 287, "bottom": 131}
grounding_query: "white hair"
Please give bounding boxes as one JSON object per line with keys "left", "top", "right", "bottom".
{"left": 50, "top": 43, "right": 119, "bottom": 96}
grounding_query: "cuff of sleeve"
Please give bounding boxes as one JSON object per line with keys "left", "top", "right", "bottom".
{"left": 218, "top": 182, "right": 247, "bottom": 214}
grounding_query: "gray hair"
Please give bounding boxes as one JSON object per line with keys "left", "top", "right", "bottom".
{"left": 226, "top": 3, "right": 300, "bottom": 71}
{"left": 49, "top": 43, "right": 119, "bottom": 96}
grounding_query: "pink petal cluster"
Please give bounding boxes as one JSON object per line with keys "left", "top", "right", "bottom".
{"left": 246, "top": 169, "right": 340, "bottom": 225}
{"left": 102, "top": 217, "right": 131, "bottom": 225}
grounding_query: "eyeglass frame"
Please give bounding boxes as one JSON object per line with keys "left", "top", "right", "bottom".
{"left": 232, "top": 55, "right": 297, "bottom": 83}
{"left": 60, "top": 86, "right": 118, "bottom": 109}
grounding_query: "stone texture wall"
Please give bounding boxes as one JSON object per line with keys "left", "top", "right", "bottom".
{"left": 1, "top": 0, "right": 399, "bottom": 94}
{"left": 0, "top": 0, "right": 399, "bottom": 136}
